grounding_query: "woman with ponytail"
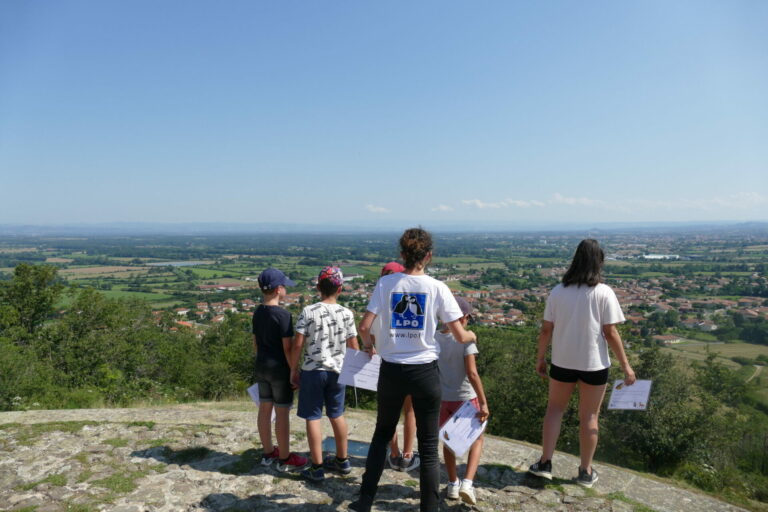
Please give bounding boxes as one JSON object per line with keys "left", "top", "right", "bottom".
{"left": 350, "top": 227, "right": 477, "bottom": 512}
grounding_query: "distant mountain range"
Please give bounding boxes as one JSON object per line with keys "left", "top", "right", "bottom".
{"left": 0, "top": 220, "right": 766, "bottom": 236}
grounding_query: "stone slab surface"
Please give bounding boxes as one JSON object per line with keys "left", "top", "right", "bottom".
{"left": 0, "top": 402, "right": 748, "bottom": 512}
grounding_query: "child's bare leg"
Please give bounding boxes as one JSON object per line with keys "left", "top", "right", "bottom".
{"left": 402, "top": 395, "right": 416, "bottom": 455}
{"left": 443, "top": 444, "right": 458, "bottom": 483}
{"left": 328, "top": 415, "right": 348, "bottom": 459}
{"left": 258, "top": 402, "right": 275, "bottom": 452}
{"left": 464, "top": 434, "right": 484, "bottom": 481}
{"left": 389, "top": 431, "right": 400, "bottom": 457}
{"left": 306, "top": 419, "right": 323, "bottom": 465}
{"left": 275, "top": 405, "right": 291, "bottom": 458}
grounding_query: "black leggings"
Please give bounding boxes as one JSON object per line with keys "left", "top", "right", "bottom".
{"left": 359, "top": 360, "right": 441, "bottom": 512}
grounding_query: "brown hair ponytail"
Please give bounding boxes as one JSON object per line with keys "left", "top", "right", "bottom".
{"left": 399, "top": 227, "right": 433, "bottom": 270}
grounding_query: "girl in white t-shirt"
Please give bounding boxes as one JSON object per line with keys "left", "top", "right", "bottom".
{"left": 371, "top": 262, "right": 420, "bottom": 473}
{"left": 350, "top": 228, "right": 477, "bottom": 512}
{"left": 528, "top": 239, "right": 636, "bottom": 488}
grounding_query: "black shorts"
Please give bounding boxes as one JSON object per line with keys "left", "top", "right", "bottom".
{"left": 253, "top": 359, "right": 293, "bottom": 407}
{"left": 549, "top": 364, "right": 609, "bottom": 386}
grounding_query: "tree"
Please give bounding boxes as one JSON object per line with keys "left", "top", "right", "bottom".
{"left": 694, "top": 353, "right": 747, "bottom": 406}
{"left": 601, "top": 348, "right": 737, "bottom": 474}
{"left": 0, "top": 264, "right": 64, "bottom": 335}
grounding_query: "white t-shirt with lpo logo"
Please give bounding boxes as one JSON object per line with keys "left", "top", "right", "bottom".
{"left": 367, "top": 273, "right": 463, "bottom": 364}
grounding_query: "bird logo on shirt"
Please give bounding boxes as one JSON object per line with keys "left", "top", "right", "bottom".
{"left": 390, "top": 292, "right": 427, "bottom": 330}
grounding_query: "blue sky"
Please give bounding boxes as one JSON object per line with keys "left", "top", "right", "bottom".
{"left": 1, "top": 1, "right": 766, "bottom": 228}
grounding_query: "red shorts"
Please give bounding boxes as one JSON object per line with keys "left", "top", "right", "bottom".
{"left": 439, "top": 397, "right": 480, "bottom": 427}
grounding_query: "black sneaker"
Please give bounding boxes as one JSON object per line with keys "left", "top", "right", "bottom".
{"left": 527, "top": 459, "right": 552, "bottom": 480}
{"left": 576, "top": 466, "right": 598, "bottom": 488}
{"left": 300, "top": 465, "right": 325, "bottom": 482}
{"left": 348, "top": 497, "right": 373, "bottom": 512}
{"left": 323, "top": 454, "right": 352, "bottom": 475}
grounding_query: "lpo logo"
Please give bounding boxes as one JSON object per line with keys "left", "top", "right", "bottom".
{"left": 390, "top": 293, "right": 427, "bottom": 330}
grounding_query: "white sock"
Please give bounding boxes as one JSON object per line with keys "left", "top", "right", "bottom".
{"left": 462, "top": 479, "right": 473, "bottom": 487}
{"left": 449, "top": 479, "right": 460, "bottom": 487}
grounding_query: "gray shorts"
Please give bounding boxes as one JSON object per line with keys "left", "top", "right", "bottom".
{"left": 253, "top": 360, "right": 293, "bottom": 407}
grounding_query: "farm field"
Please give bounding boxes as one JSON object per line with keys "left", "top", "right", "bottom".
{"left": 446, "top": 280, "right": 481, "bottom": 292}
{"left": 59, "top": 266, "right": 150, "bottom": 278}
{"left": 662, "top": 341, "right": 768, "bottom": 370}
{"left": 100, "top": 290, "right": 176, "bottom": 303}
{"left": 0, "top": 247, "right": 38, "bottom": 253}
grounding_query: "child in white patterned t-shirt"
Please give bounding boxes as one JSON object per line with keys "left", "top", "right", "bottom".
{"left": 291, "top": 266, "right": 359, "bottom": 482}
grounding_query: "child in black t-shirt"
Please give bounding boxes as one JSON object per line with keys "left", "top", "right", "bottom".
{"left": 253, "top": 268, "right": 307, "bottom": 472}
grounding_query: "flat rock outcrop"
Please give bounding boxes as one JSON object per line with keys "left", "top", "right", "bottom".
{"left": 0, "top": 402, "right": 747, "bottom": 512}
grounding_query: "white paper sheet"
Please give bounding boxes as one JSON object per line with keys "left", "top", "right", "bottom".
{"left": 247, "top": 383, "right": 276, "bottom": 422}
{"left": 438, "top": 400, "right": 487, "bottom": 458}
{"left": 338, "top": 348, "right": 381, "bottom": 392}
{"left": 607, "top": 379, "right": 652, "bottom": 410}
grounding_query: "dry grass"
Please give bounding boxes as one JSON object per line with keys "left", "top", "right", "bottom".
{"left": 60, "top": 266, "right": 150, "bottom": 278}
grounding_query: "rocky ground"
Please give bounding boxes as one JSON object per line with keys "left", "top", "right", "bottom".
{"left": 0, "top": 402, "right": 749, "bottom": 512}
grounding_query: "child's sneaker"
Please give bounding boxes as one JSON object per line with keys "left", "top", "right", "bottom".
{"left": 260, "top": 447, "right": 279, "bottom": 466}
{"left": 386, "top": 448, "right": 401, "bottom": 470}
{"left": 400, "top": 452, "right": 420, "bottom": 472}
{"left": 459, "top": 481, "right": 477, "bottom": 505}
{"left": 301, "top": 464, "right": 325, "bottom": 482}
{"left": 276, "top": 452, "right": 308, "bottom": 472}
{"left": 576, "top": 466, "right": 598, "bottom": 488}
{"left": 446, "top": 481, "right": 460, "bottom": 500}
{"left": 323, "top": 455, "right": 352, "bottom": 474}
{"left": 527, "top": 459, "right": 552, "bottom": 480}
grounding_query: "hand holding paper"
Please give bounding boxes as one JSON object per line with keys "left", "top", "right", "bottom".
{"left": 338, "top": 348, "right": 381, "bottom": 392}
{"left": 439, "top": 400, "right": 487, "bottom": 458}
{"left": 607, "top": 379, "right": 652, "bottom": 410}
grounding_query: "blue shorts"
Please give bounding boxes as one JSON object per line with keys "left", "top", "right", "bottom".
{"left": 297, "top": 370, "right": 346, "bottom": 420}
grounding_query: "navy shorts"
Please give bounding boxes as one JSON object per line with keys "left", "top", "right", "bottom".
{"left": 550, "top": 364, "right": 609, "bottom": 386}
{"left": 254, "top": 359, "right": 294, "bottom": 407}
{"left": 297, "top": 370, "right": 346, "bottom": 420}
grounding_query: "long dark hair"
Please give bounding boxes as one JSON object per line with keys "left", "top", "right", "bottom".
{"left": 562, "top": 239, "right": 604, "bottom": 287}
{"left": 399, "top": 227, "right": 433, "bottom": 269}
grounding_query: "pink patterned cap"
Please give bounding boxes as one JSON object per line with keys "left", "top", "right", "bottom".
{"left": 318, "top": 266, "right": 344, "bottom": 287}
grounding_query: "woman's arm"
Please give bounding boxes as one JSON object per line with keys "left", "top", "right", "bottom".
{"left": 447, "top": 319, "right": 477, "bottom": 344}
{"left": 536, "top": 320, "right": 554, "bottom": 378}
{"left": 464, "top": 354, "right": 489, "bottom": 423}
{"left": 603, "top": 323, "right": 636, "bottom": 385}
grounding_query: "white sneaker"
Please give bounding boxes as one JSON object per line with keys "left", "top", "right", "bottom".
{"left": 446, "top": 482, "right": 460, "bottom": 500}
{"left": 459, "top": 481, "right": 476, "bottom": 505}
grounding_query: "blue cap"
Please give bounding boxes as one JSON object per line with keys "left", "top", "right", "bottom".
{"left": 258, "top": 268, "right": 296, "bottom": 291}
